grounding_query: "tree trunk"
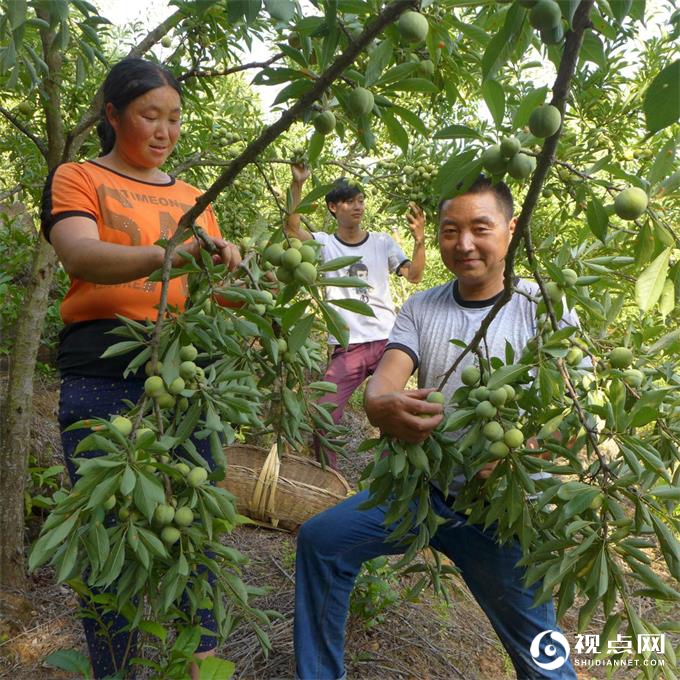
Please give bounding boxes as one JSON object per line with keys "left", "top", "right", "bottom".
{"left": 0, "top": 236, "right": 58, "bottom": 588}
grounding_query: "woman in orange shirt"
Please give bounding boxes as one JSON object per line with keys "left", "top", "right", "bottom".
{"left": 42, "top": 57, "right": 239, "bottom": 679}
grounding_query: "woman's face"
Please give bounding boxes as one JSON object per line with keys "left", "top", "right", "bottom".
{"left": 107, "top": 84, "right": 181, "bottom": 169}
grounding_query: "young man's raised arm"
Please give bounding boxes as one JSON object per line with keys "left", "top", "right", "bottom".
{"left": 364, "top": 348, "right": 443, "bottom": 444}
{"left": 398, "top": 202, "right": 426, "bottom": 284}
{"left": 285, "top": 163, "right": 314, "bottom": 242}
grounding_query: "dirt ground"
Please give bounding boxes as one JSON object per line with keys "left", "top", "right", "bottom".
{"left": 0, "top": 379, "right": 676, "bottom": 679}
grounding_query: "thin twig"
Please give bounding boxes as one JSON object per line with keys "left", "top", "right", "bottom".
{"left": 0, "top": 184, "right": 23, "bottom": 202}
{"left": 0, "top": 107, "right": 48, "bottom": 159}
{"left": 179, "top": 53, "right": 285, "bottom": 81}
{"left": 270, "top": 556, "right": 295, "bottom": 585}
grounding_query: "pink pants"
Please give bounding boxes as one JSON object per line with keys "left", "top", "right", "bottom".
{"left": 313, "top": 338, "right": 388, "bottom": 469}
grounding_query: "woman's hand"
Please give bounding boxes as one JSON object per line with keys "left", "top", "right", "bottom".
{"left": 172, "top": 235, "right": 242, "bottom": 271}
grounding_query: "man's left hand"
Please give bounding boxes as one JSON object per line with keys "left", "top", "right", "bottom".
{"left": 406, "top": 202, "right": 425, "bottom": 244}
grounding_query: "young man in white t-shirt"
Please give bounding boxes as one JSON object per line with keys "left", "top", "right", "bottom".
{"left": 285, "top": 164, "right": 426, "bottom": 467}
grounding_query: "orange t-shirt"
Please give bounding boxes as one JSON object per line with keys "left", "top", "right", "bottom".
{"left": 42, "top": 160, "right": 221, "bottom": 323}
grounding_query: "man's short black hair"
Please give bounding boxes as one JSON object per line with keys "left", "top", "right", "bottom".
{"left": 438, "top": 174, "right": 514, "bottom": 221}
{"left": 325, "top": 177, "right": 365, "bottom": 217}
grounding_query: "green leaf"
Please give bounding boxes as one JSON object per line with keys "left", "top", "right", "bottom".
{"left": 586, "top": 196, "right": 608, "bottom": 243}
{"left": 441, "top": 408, "right": 475, "bottom": 432}
{"left": 133, "top": 472, "right": 165, "bottom": 521}
{"left": 281, "top": 299, "right": 310, "bottom": 333}
{"left": 390, "top": 104, "right": 428, "bottom": 136}
{"left": 537, "top": 413, "right": 564, "bottom": 440}
{"left": 307, "top": 131, "right": 325, "bottom": 166}
{"left": 652, "top": 485, "right": 680, "bottom": 501}
{"left": 29, "top": 511, "right": 80, "bottom": 570}
{"left": 513, "top": 87, "right": 549, "bottom": 129}
{"left": 200, "top": 656, "right": 236, "bottom": 680}
{"left": 433, "top": 149, "right": 479, "bottom": 201}
{"left": 308, "top": 381, "right": 337, "bottom": 393}
{"left": 644, "top": 60, "right": 680, "bottom": 134}
{"left": 138, "top": 620, "right": 167, "bottom": 642}
{"left": 327, "top": 298, "right": 375, "bottom": 316}
{"left": 172, "top": 625, "right": 201, "bottom": 656}
{"left": 319, "top": 301, "right": 349, "bottom": 347}
{"left": 635, "top": 247, "right": 671, "bottom": 313}
{"left": 364, "top": 38, "right": 393, "bottom": 87}
{"left": 120, "top": 466, "right": 136, "bottom": 496}
{"left": 317, "top": 255, "right": 361, "bottom": 273}
{"left": 296, "top": 182, "right": 336, "bottom": 213}
{"left": 381, "top": 110, "right": 408, "bottom": 154}
{"left": 7, "top": 0, "right": 27, "bottom": 30}
{"left": 659, "top": 279, "right": 675, "bottom": 320}
{"left": 273, "top": 78, "right": 313, "bottom": 105}
{"left": 317, "top": 275, "right": 368, "bottom": 288}
{"left": 487, "top": 364, "right": 530, "bottom": 390}
{"left": 44, "top": 649, "right": 92, "bottom": 677}
{"left": 390, "top": 78, "right": 438, "bottom": 94}
{"left": 85, "top": 473, "right": 121, "bottom": 510}
{"left": 580, "top": 31, "right": 606, "bottom": 70}
{"left": 482, "top": 3, "right": 525, "bottom": 80}
{"left": 375, "top": 62, "right": 419, "bottom": 87}
{"left": 287, "top": 314, "right": 315, "bottom": 355}
{"left": 647, "top": 135, "right": 677, "bottom": 187}
{"left": 56, "top": 533, "right": 79, "bottom": 582}
{"left": 482, "top": 79, "right": 505, "bottom": 129}
{"left": 434, "top": 124, "right": 485, "bottom": 141}
{"left": 98, "top": 535, "right": 126, "bottom": 587}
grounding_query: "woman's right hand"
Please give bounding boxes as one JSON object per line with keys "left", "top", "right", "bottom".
{"left": 172, "top": 235, "right": 242, "bottom": 271}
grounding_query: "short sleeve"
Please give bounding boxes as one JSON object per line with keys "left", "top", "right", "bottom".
{"left": 385, "top": 234, "right": 409, "bottom": 276}
{"left": 386, "top": 294, "right": 420, "bottom": 370}
{"left": 202, "top": 204, "right": 221, "bottom": 239}
{"left": 41, "top": 163, "right": 99, "bottom": 243}
{"left": 312, "top": 231, "right": 330, "bottom": 245}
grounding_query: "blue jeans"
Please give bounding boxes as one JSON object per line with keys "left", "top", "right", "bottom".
{"left": 294, "top": 489, "right": 577, "bottom": 680}
{"left": 59, "top": 375, "right": 217, "bottom": 679}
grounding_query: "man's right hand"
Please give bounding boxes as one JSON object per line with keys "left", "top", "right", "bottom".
{"left": 291, "top": 162, "right": 311, "bottom": 185}
{"left": 365, "top": 388, "right": 444, "bottom": 444}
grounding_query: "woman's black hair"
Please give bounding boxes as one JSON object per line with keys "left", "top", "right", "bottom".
{"left": 96, "top": 57, "right": 182, "bottom": 155}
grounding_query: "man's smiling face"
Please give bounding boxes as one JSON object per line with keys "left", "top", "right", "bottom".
{"left": 438, "top": 191, "right": 516, "bottom": 295}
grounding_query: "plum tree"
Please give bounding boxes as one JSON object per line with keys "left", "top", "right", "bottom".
{"left": 0, "top": 0, "right": 678, "bottom": 676}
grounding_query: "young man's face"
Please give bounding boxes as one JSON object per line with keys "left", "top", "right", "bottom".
{"left": 329, "top": 193, "right": 365, "bottom": 227}
{"left": 438, "top": 191, "right": 516, "bottom": 292}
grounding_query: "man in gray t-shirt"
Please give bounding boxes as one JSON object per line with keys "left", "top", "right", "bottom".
{"left": 294, "top": 175, "right": 577, "bottom": 680}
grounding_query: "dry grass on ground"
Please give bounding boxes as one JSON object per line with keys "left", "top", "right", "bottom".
{"left": 0, "top": 380, "right": 677, "bottom": 679}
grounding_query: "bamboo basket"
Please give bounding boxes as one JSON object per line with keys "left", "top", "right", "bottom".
{"left": 218, "top": 443, "right": 351, "bottom": 531}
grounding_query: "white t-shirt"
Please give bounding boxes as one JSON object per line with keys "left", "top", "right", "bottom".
{"left": 312, "top": 231, "right": 409, "bottom": 345}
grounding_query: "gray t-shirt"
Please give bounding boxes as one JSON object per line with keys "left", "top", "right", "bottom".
{"left": 386, "top": 278, "right": 580, "bottom": 495}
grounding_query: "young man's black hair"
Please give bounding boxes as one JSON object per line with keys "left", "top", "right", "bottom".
{"left": 325, "top": 177, "right": 365, "bottom": 217}
{"left": 437, "top": 174, "right": 514, "bottom": 221}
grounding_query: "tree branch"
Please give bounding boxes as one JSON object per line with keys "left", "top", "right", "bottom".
{"left": 436, "top": 0, "right": 595, "bottom": 391}
{"left": 0, "top": 184, "right": 23, "bottom": 202}
{"left": 179, "top": 53, "right": 285, "bottom": 81}
{"left": 0, "top": 106, "right": 48, "bottom": 160}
